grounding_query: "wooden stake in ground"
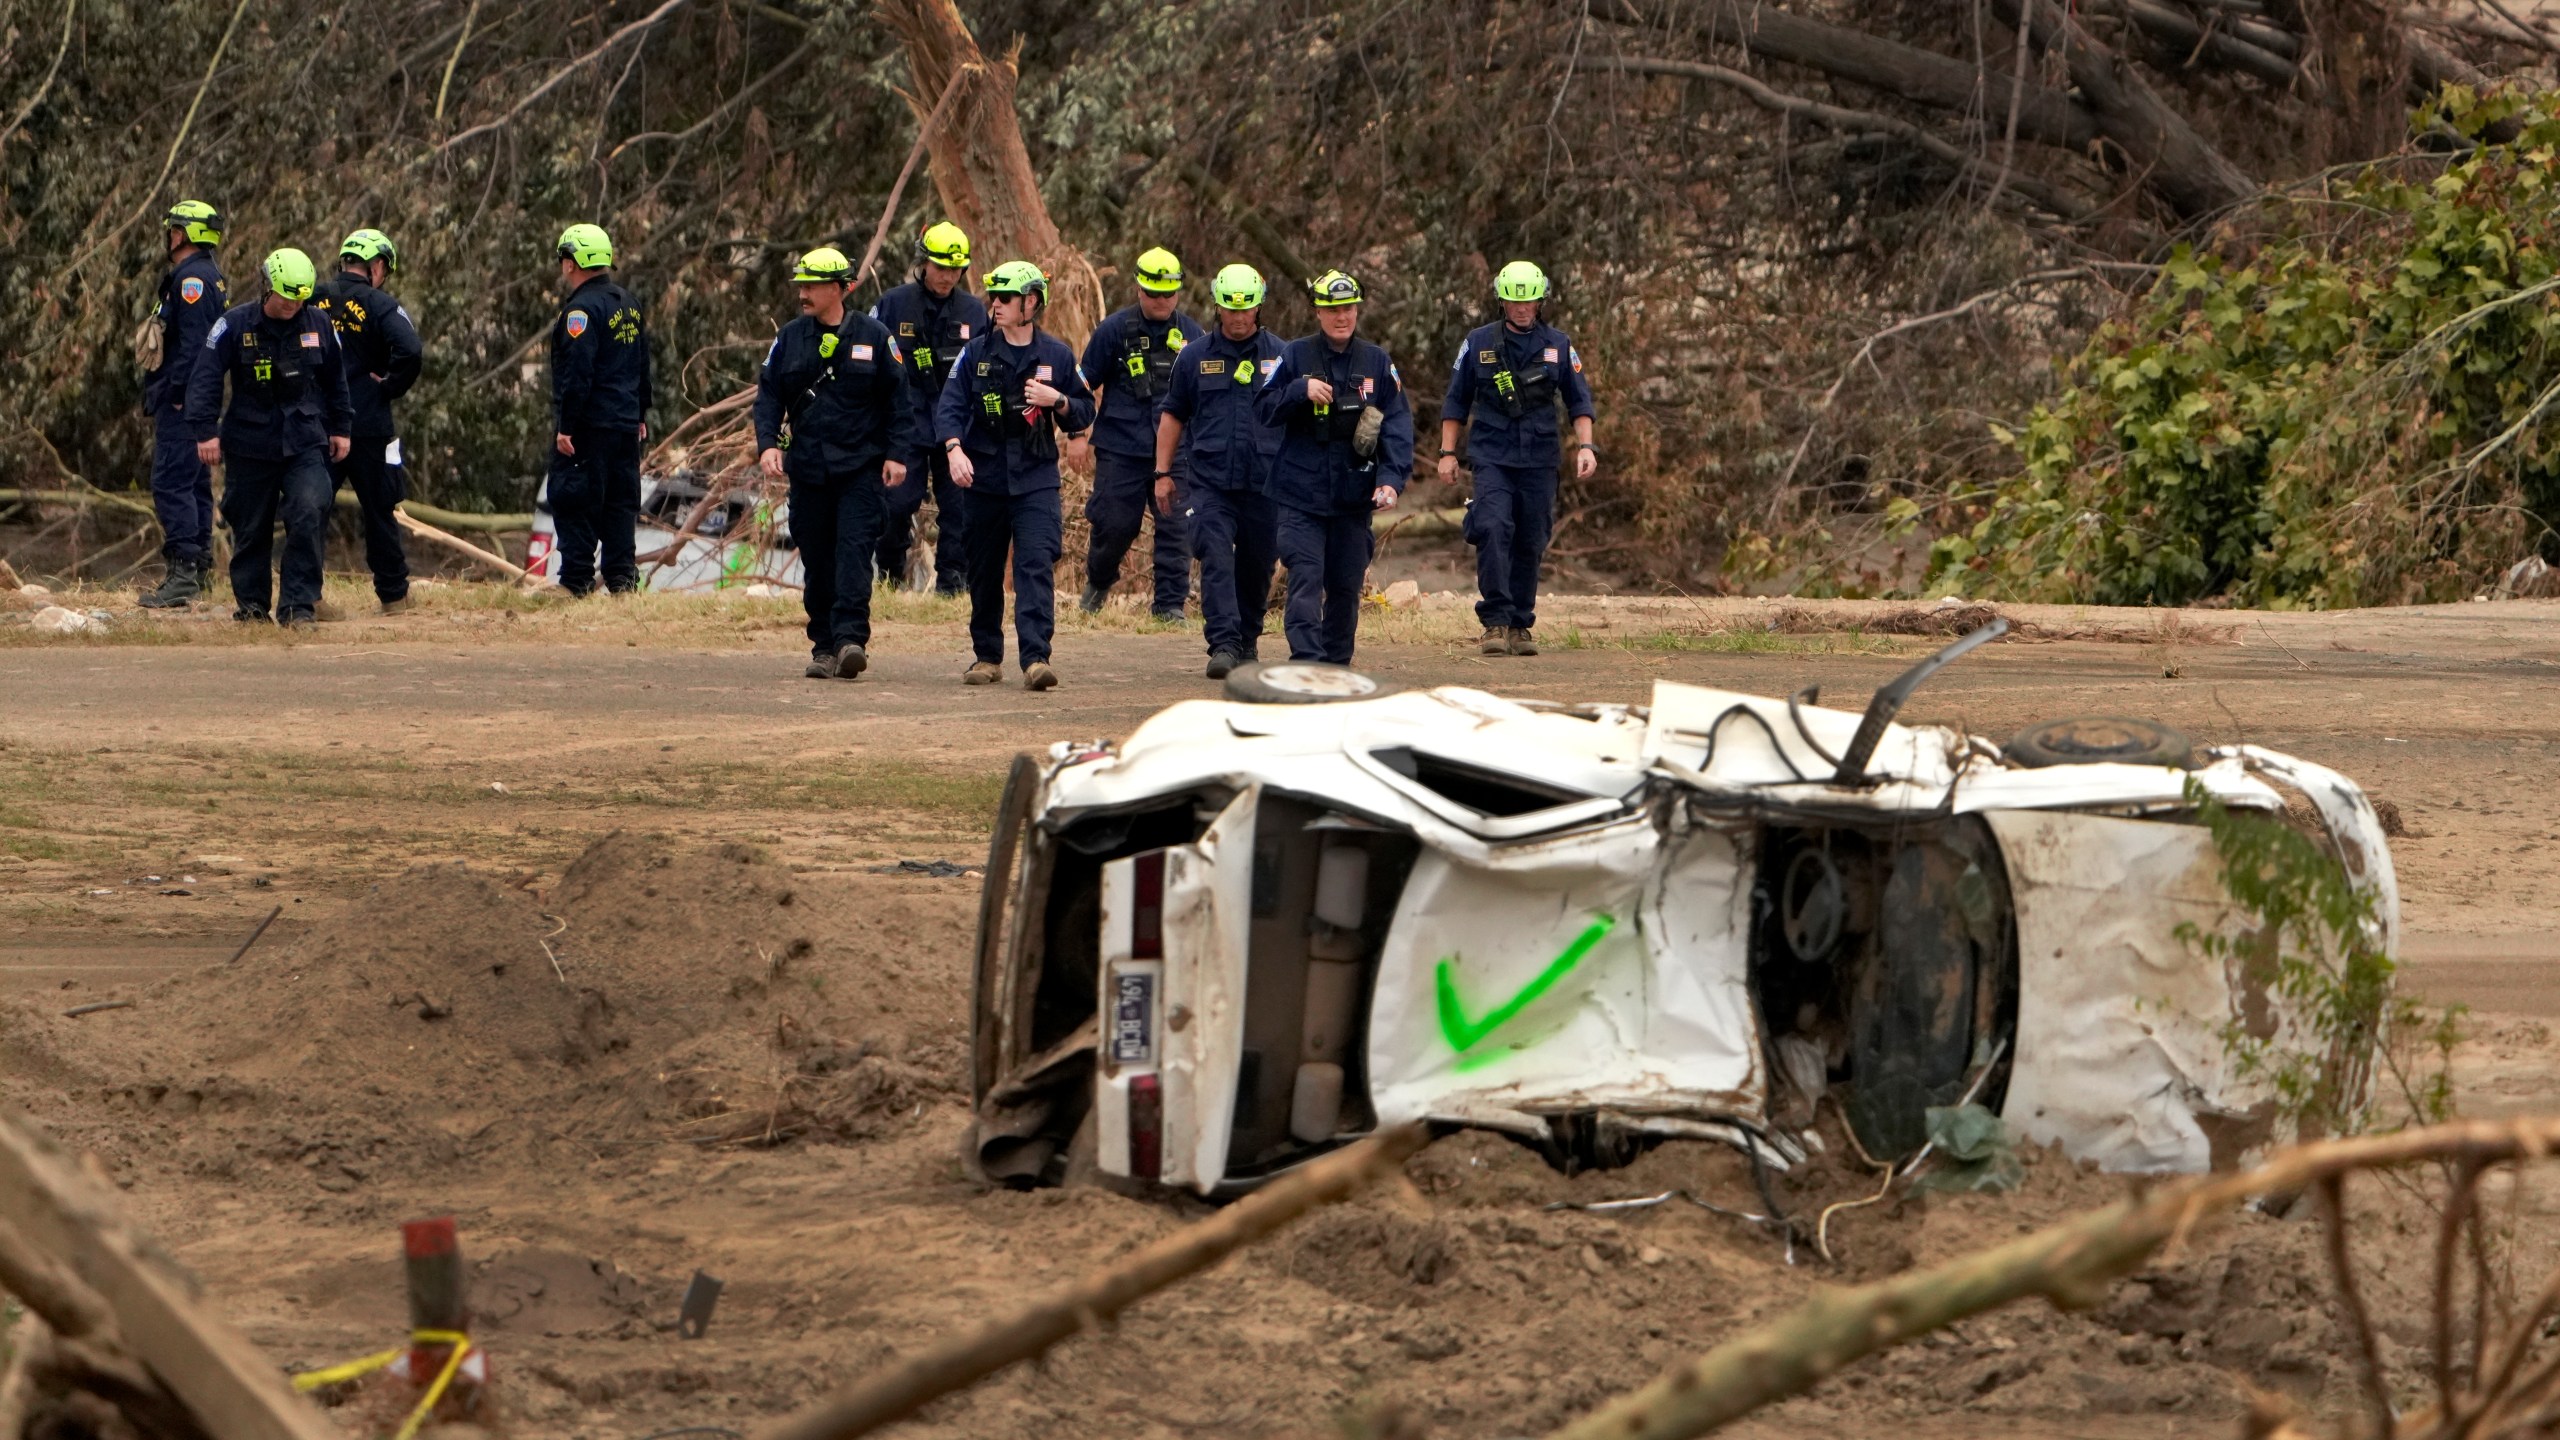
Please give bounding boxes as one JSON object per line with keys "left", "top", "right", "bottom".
{"left": 753, "top": 1123, "right": 1431, "bottom": 1440}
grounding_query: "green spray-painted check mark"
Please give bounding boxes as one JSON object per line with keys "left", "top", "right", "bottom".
{"left": 1434, "top": 913, "right": 1617, "bottom": 1054}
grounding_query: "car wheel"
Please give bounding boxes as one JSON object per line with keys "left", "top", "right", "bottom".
{"left": 2004, "top": 716, "right": 2195, "bottom": 769}
{"left": 1222, "top": 661, "right": 1385, "bottom": 705}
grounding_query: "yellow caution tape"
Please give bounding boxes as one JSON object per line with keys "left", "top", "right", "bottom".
{"left": 290, "top": 1328, "right": 474, "bottom": 1440}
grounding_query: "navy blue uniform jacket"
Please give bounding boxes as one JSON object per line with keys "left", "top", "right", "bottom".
{"left": 1078, "top": 303, "right": 1205, "bottom": 459}
{"left": 146, "top": 250, "right": 227, "bottom": 416}
{"left": 1162, "top": 327, "right": 1286, "bottom": 493}
{"left": 751, "top": 311, "right": 918, "bottom": 481}
{"left": 183, "top": 301, "right": 354, "bottom": 460}
{"left": 1440, "top": 320, "right": 1595, "bottom": 469}
{"left": 871, "top": 280, "right": 988, "bottom": 456}
{"left": 312, "top": 274, "right": 424, "bottom": 439}
{"left": 1255, "top": 333, "right": 1416, "bottom": 515}
{"left": 933, "top": 328, "right": 1096, "bottom": 497}
{"left": 552, "top": 274, "right": 652, "bottom": 432}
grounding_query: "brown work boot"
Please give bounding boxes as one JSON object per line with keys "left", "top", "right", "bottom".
{"left": 962, "top": 660, "right": 1002, "bottom": 686}
{"left": 1508, "top": 626, "right": 1539, "bottom": 656}
{"left": 1023, "top": 661, "right": 1059, "bottom": 692}
{"left": 804, "top": 649, "right": 836, "bottom": 679}
{"left": 1479, "top": 626, "right": 1509, "bottom": 656}
{"left": 832, "top": 643, "right": 868, "bottom": 680}
{"left": 379, "top": 594, "right": 415, "bottom": 616}
{"left": 314, "top": 598, "right": 346, "bottom": 622}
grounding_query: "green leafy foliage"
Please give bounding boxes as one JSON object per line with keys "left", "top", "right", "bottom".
{"left": 1936, "top": 87, "right": 2560, "bottom": 607}
{"left": 2177, "top": 777, "right": 2458, "bottom": 1140}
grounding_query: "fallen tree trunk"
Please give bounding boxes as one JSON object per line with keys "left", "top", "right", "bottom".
{"left": 1997, "top": 0, "right": 2260, "bottom": 219}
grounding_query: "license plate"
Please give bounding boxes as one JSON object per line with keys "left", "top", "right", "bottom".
{"left": 1110, "top": 971, "right": 1155, "bottom": 1065}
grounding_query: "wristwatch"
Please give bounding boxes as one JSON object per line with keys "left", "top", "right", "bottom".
{"left": 1439, "top": 448, "right": 1458, "bottom": 457}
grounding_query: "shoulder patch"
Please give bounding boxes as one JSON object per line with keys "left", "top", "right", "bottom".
{"left": 397, "top": 306, "right": 415, "bottom": 326}
{"left": 205, "top": 317, "right": 228, "bottom": 348}
{"left": 564, "top": 310, "right": 588, "bottom": 339}
{"left": 887, "top": 338, "right": 902, "bottom": 365}
{"left": 180, "top": 277, "right": 204, "bottom": 304}
{"left": 1570, "top": 346, "right": 1583, "bottom": 373}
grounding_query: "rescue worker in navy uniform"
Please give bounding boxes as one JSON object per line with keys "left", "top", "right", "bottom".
{"left": 1439, "top": 260, "right": 1597, "bottom": 657}
{"left": 753, "top": 247, "right": 916, "bottom": 681}
{"left": 1155, "top": 263, "right": 1286, "bottom": 679}
{"left": 138, "top": 201, "right": 229, "bottom": 609}
{"left": 933, "top": 262, "right": 1096, "bottom": 691}
{"left": 1255, "top": 270, "right": 1414, "bottom": 666}
{"left": 183, "top": 249, "right": 352, "bottom": 631}
{"left": 312, "top": 229, "right": 425, "bottom": 614}
{"left": 868, "top": 221, "right": 983, "bottom": 594}
{"left": 1076, "top": 246, "right": 1204, "bottom": 618}
{"left": 547, "top": 223, "right": 653, "bottom": 596}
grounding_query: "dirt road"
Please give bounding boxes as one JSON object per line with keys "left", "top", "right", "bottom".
{"left": 3, "top": 593, "right": 2557, "bottom": 1438}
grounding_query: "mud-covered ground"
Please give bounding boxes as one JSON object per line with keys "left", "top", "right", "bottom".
{"left": 5, "top": 592, "right": 2560, "bottom": 1439}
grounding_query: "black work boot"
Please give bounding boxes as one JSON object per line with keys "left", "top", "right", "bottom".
{"left": 804, "top": 648, "right": 836, "bottom": 680}
{"left": 832, "top": 643, "right": 869, "bottom": 680}
{"left": 138, "top": 560, "right": 205, "bottom": 610}
{"left": 1078, "top": 584, "right": 1109, "bottom": 614}
{"left": 1206, "top": 651, "right": 1241, "bottom": 680}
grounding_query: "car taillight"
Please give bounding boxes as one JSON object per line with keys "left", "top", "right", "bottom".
{"left": 1128, "top": 1073, "right": 1162, "bottom": 1180}
{"left": 1133, "top": 851, "right": 1164, "bottom": 959}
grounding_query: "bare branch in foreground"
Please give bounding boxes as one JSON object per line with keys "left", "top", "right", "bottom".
{"left": 754, "top": 1123, "right": 1433, "bottom": 1440}
{"left": 1544, "top": 1117, "right": 2560, "bottom": 1440}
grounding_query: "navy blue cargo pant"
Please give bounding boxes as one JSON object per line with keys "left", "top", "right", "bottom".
{"left": 964, "top": 486, "right": 1062, "bottom": 668}
{"left": 329, "top": 439, "right": 410, "bottom": 603}
{"left": 878, "top": 447, "right": 968, "bottom": 594}
{"left": 150, "top": 409, "right": 215, "bottom": 566}
{"left": 1466, "top": 461, "right": 1558, "bottom": 632}
{"left": 1275, "top": 506, "right": 1372, "bottom": 665}
{"left": 221, "top": 449, "right": 332, "bottom": 618}
{"left": 790, "top": 471, "right": 888, "bottom": 657}
{"left": 1187, "top": 484, "right": 1278, "bottom": 661}
{"left": 1084, "top": 450, "right": 1189, "bottom": 616}
{"left": 550, "top": 427, "right": 643, "bottom": 595}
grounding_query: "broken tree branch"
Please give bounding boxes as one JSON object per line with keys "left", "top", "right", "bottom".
{"left": 428, "top": 0, "right": 689, "bottom": 160}
{"left": 65, "top": 0, "right": 249, "bottom": 281}
{"left": 432, "top": 0, "right": 482, "bottom": 124}
{"left": 0, "top": 0, "right": 76, "bottom": 163}
{"left": 1167, "top": 157, "right": 1316, "bottom": 289}
{"left": 753, "top": 1123, "right": 1432, "bottom": 1440}
{"left": 396, "top": 506, "right": 527, "bottom": 581}
{"left": 0, "top": 1109, "right": 340, "bottom": 1440}
{"left": 1586, "top": 55, "right": 2091, "bottom": 222}
{"left": 1543, "top": 1116, "right": 2560, "bottom": 1440}
{"left": 1997, "top": 0, "right": 2259, "bottom": 219}
{"left": 853, "top": 63, "right": 973, "bottom": 291}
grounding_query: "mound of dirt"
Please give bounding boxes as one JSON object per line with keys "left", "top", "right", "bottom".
{"left": 18, "top": 832, "right": 977, "bottom": 1185}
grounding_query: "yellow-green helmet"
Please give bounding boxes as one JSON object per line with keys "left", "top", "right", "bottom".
{"left": 1308, "top": 269, "right": 1362, "bottom": 307}
{"left": 919, "top": 221, "right": 971, "bottom": 269}
{"left": 1134, "top": 246, "right": 1183, "bottom": 294}
{"left": 165, "top": 199, "right": 223, "bottom": 247}
{"left": 263, "top": 248, "right": 318, "bottom": 302}
{"left": 339, "top": 228, "right": 398, "bottom": 273}
{"left": 984, "top": 260, "right": 1048, "bottom": 301}
{"left": 1494, "top": 260, "right": 1548, "bottom": 302}
{"left": 792, "top": 246, "right": 854, "bottom": 284}
{"left": 556, "top": 223, "right": 614, "bottom": 269}
{"left": 1212, "top": 263, "right": 1266, "bottom": 311}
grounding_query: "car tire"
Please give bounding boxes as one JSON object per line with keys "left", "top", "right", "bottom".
{"left": 1222, "top": 661, "right": 1386, "bottom": 705}
{"left": 2005, "top": 716, "right": 2195, "bottom": 769}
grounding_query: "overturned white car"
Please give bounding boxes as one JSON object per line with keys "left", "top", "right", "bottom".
{"left": 966, "top": 624, "right": 2399, "bottom": 1195}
